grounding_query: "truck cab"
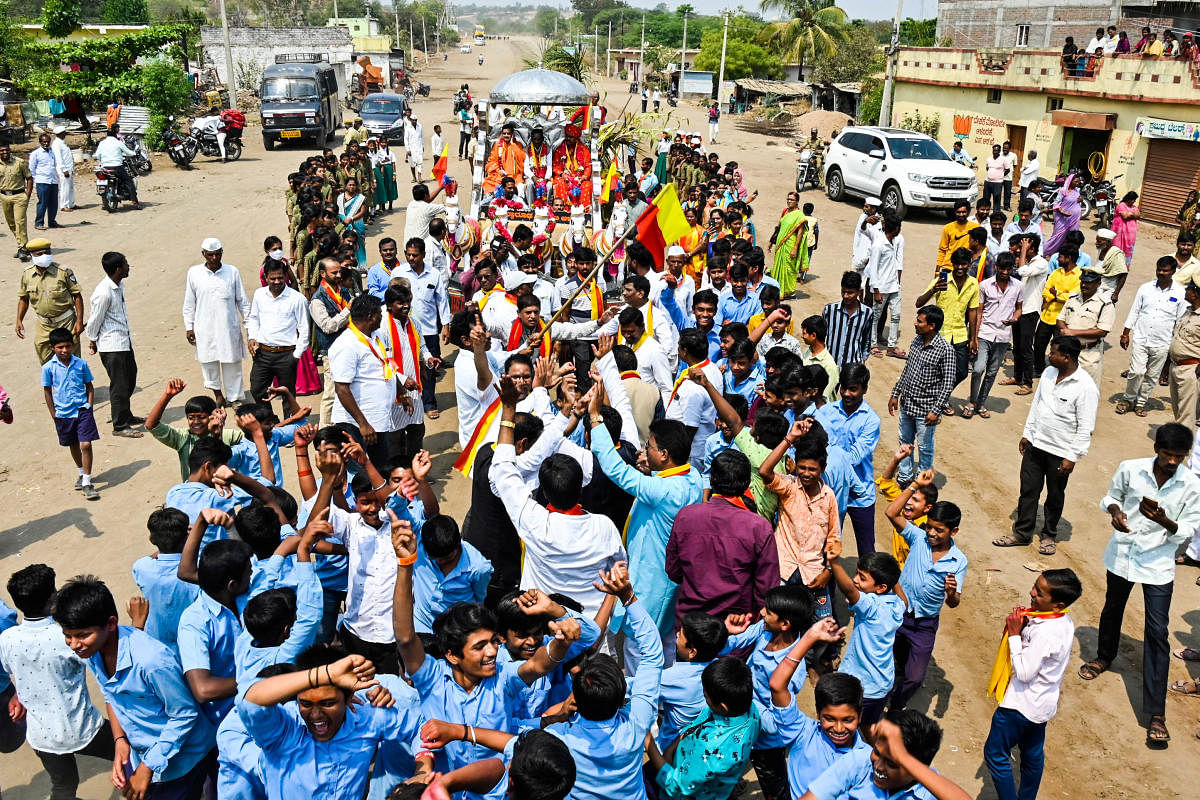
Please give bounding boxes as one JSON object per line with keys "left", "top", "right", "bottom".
{"left": 260, "top": 56, "right": 340, "bottom": 150}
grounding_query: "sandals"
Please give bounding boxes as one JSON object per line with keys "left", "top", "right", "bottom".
{"left": 977, "top": 408, "right": 991, "bottom": 419}
{"left": 1175, "top": 554, "right": 1200, "bottom": 568}
{"left": 1037, "top": 536, "right": 1057, "bottom": 556}
{"left": 1169, "top": 679, "right": 1200, "bottom": 696}
{"left": 1135, "top": 408, "right": 1148, "bottom": 418}
{"left": 1015, "top": 385, "right": 1034, "bottom": 396}
{"left": 1115, "top": 400, "right": 1131, "bottom": 415}
{"left": 942, "top": 405, "right": 956, "bottom": 417}
{"left": 427, "top": 410, "right": 441, "bottom": 420}
{"left": 1173, "top": 647, "right": 1200, "bottom": 662}
{"left": 998, "top": 378, "right": 1020, "bottom": 386}
{"left": 1147, "top": 716, "right": 1170, "bottom": 748}
{"left": 992, "top": 533, "right": 1030, "bottom": 548}
{"left": 1078, "top": 660, "right": 1109, "bottom": 680}
{"left": 112, "top": 428, "right": 143, "bottom": 438}
{"left": 961, "top": 406, "right": 975, "bottom": 419}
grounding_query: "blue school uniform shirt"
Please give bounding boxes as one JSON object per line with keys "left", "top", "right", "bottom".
{"left": 298, "top": 484, "right": 354, "bottom": 593}
{"left": 715, "top": 292, "right": 763, "bottom": 326}
{"left": 723, "top": 361, "right": 765, "bottom": 406}
{"left": 0, "top": 601, "right": 15, "bottom": 693}
{"left": 265, "top": 425, "right": 299, "bottom": 486}
{"left": 768, "top": 700, "right": 871, "bottom": 798}
{"left": 496, "top": 612, "right": 601, "bottom": 730}
{"left": 132, "top": 553, "right": 201, "bottom": 655}
{"left": 164, "top": 481, "right": 238, "bottom": 549}
{"left": 233, "top": 561, "right": 323, "bottom": 695}
{"left": 823, "top": 444, "right": 872, "bottom": 517}
{"left": 702, "top": 430, "right": 734, "bottom": 475}
{"left": 546, "top": 600, "right": 663, "bottom": 800}
{"left": 248, "top": 553, "right": 298, "bottom": 599}
{"left": 216, "top": 704, "right": 268, "bottom": 800}
{"left": 86, "top": 626, "right": 215, "bottom": 782}
{"left": 237, "top": 692, "right": 423, "bottom": 800}
{"left": 814, "top": 400, "right": 882, "bottom": 507}
{"left": 412, "top": 538, "right": 492, "bottom": 634}
{"left": 720, "top": 620, "right": 806, "bottom": 715}
{"left": 898, "top": 522, "right": 968, "bottom": 620}
{"left": 656, "top": 659, "right": 711, "bottom": 749}
{"left": 658, "top": 285, "right": 723, "bottom": 361}
{"left": 178, "top": 592, "right": 241, "bottom": 726}
{"left": 839, "top": 591, "right": 906, "bottom": 700}
{"left": 367, "top": 673, "right": 425, "bottom": 800}
{"left": 40, "top": 355, "right": 92, "bottom": 417}
{"left": 807, "top": 746, "right": 938, "bottom": 800}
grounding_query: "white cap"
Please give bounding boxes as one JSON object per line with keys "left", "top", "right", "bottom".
{"left": 866, "top": 197, "right": 882, "bottom": 206}
{"left": 666, "top": 244, "right": 687, "bottom": 258}
{"left": 52, "top": 124, "right": 67, "bottom": 135}
{"left": 506, "top": 271, "right": 535, "bottom": 289}
{"left": 201, "top": 237, "right": 223, "bottom": 252}
{"left": 1096, "top": 227, "right": 1116, "bottom": 239}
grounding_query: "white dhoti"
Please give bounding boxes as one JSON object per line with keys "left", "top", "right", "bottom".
{"left": 58, "top": 172, "right": 75, "bottom": 210}
{"left": 200, "top": 361, "right": 244, "bottom": 399}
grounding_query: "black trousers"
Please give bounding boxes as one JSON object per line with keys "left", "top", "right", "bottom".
{"left": 0, "top": 686, "right": 25, "bottom": 755}
{"left": 249, "top": 348, "right": 298, "bottom": 403}
{"left": 749, "top": 747, "right": 789, "bottom": 800}
{"left": 387, "top": 422, "right": 425, "bottom": 467}
{"left": 1013, "top": 312, "right": 1040, "bottom": 386}
{"left": 1033, "top": 320, "right": 1056, "bottom": 378}
{"left": 458, "top": 130, "right": 471, "bottom": 159}
{"left": 338, "top": 623, "right": 400, "bottom": 674}
{"left": 422, "top": 334, "right": 440, "bottom": 411}
{"left": 99, "top": 349, "right": 138, "bottom": 430}
{"left": 1096, "top": 570, "right": 1173, "bottom": 717}
{"left": 335, "top": 422, "right": 390, "bottom": 474}
{"left": 35, "top": 718, "right": 115, "bottom": 800}
{"left": 1013, "top": 445, "right": 1071, "bottom": 539}
{"left": 952, "top": 340, "right": 970, "bottom": 388}
{"left": 1003, "top": 179, "right": 1014, "bottom": 210}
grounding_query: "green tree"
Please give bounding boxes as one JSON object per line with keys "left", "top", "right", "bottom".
{"left": 40, "top": 0, "right": 80, "bottom": 37}
{"left": 523, "top": 42, "right": 589, "bottom": 83}
{"left": 811, "top": 25, "right": 882, "bottom": 83}
{"left": 102, "top": 0, "right": 148, "bottom": 23}
{"left": 858, "top": 79, "right": 882, "bottom": 124}
{"left": 138, "top": 54, "right": 190, "bottom": 148}
{"left": 534, "top": 6, "right": 559, "bottom": 37}
{"left": 571, "top": 0, "right": 625, "bottom": 29}
{"left": 0, "top": 2, "right": 27, "bottom": 78}
{"left": 758, "top": 0, "right": 845, "bottom": 78}
{"left": 693, "top": 16, "right": 781, "bottom": 81}
{"left": 899, "top": 18, "right": 939, "bottom": 47}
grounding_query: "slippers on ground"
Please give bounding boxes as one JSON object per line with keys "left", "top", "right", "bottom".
{"left": 1173, "top": 647, "right": 1200, "bottom": 662}
{"left": 1175, "top": 554, "right": 1200, "bottom": 567}
{"left": 427, "top": 410, "right": 440, "bottom": 420}
{"left": 1169, "top": 679, "right": 1200, "bottom": 696}
{"left": 112, "top": 429, "right": 143, "bottom": 438}
{"left": 1037, "top": 537, "right": 1057, "bottom": 556}
{"left": 961, "top": 406, "right": 974, "bottom": 419}
{"left": 1115, "top": 400, "right": 1131, "bottom": 415}
{"left": 1015, "top": 386, "right": 1034, "bottom": 396}
{"left": 1078, "top": 660, "right": 1108, "bottom": 680}
{"left": 998, "top": 378, "right": 1020, "bottom": 386}
{"left": 992, "top": 534, "right": 1030, "bottom": 547}
{"left": 977, "top": 408, "right": 991, "bottom": 419}
{"left": 1147, "top": 716, "right": 1170, "bottom": 748}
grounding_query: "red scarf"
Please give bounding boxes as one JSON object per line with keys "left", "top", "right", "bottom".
{"left": 321, "top": 280, "right": 348, "bottom": 310}
{"left": 507, "top": 318, "right": 551, "bottom": 358}
{"left": 387, "top": 314, "right": 421, "bottom": 391}
{"left": 714, "top": 493, "right": 752, "bottom": 512}
{"left": 548, "top": 503, "right": 584, "bottom": 515}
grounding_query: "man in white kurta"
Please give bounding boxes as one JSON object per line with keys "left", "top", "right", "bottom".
{"left": 404, "top": 112, "right": 425, "bottom": 182}
{"left": 51, "top": 126, "right": 75, "bottom": 211}
{"left": 182, "top": 237, "right": 251, "bottom": 405}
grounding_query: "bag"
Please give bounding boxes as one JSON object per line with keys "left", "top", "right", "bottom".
{"left": 219, "top": 109, "right": 246, "bottom": 133}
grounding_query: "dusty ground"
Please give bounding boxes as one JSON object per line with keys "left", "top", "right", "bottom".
{"left": 0, "top": 38, "right": 1195, "bottom": 799}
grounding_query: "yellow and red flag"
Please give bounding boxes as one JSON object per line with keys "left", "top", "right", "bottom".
{"left": 431, "top": 142, "right": 450, "bottom": 185}
{"left": 633, "top": 184, "right": 691, "bottom": 268}
{"left": 600, "top": 159, "right": 621, "bottom": 203}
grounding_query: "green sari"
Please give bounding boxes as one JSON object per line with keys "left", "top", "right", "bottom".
{"left": 771, "top": 209, "right": 809, "bottom": 296}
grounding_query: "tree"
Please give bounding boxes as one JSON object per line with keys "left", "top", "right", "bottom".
{"left": 571, "top": 0, "right": 625, "bottom": 29}
{"left": 523, "top": 42, "right": 589, "bottom": 84}
{"left": 758, "top": 0, "right": 846, "bottom": 78}
{"left": 534, "top": 6, "right": 559, "bottom": 37}
{"left": 899, "top": 18, "right": 940, "bottom": 47}
{"left": 40, "top": 0, "right": 80, "bottom": 38}
{"left": 858, "top": 80, "right": 882, "bottom": 125}
{"left": 693, "top": 16, "right": 781, "bottom": 81}
{"left": 811, "top": 25, "right": 882, "bottom": 83}
{"left": 138, "top": 54, "right": 190, "bottom": 148}
{"left": 102, "top": 0, "right": 148, "bottom": 23}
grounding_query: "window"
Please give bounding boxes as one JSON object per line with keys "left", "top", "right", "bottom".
{"left": 1046, "top": 97, "right": 1064, "bottom": 112}
{"left": 1016, "top": 24, "right": 1030, "bottom": 47}
{"left": 986, "top": 89, "right": 1003, "bottom": 104}
{"left": 887, "top": 137, "right": 950, "bottom": 161}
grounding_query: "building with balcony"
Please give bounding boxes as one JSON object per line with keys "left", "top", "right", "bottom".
{"left": 890, "top": 46, "right": 1200, "bottom": 224}
{"left": 936, "top": 0, "right": 1199, "bottom": 50}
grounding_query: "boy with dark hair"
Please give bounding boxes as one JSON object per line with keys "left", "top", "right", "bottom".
{"left": 1, "top": 564, "right": 113, "bottom": 800}
{"left": 657, "top": 611, "right": 730, "bottom": 749}
{"left": 165, "top": 434, "right": 278, "bottom": 550}
{"left": 985, "top": 568, "right": 1081, "bottom": 800}
{"left": 412, "top": 514, "right": 493, "bottom": 634}
{"left": 875, "top": 446, "right": 938, "bottom": 568}
{"left": 701, "top": 392, "right": 748, "bottom": 474}
{"left": 132, "top": 507, "right": 201, "bottom": 654}
{"left": 826, "top": 539, "right": 905, "bottom": 728}
{"left": 801, "top": 314, "right": 840, "bottom": 402}
{"left": 145, "top": 377, "right": 245, "bottom": 481}
{"left": 53, "top": 575, "right": 216, "bottom": 799}
{"left": 883, "top": 469, "right": 968, "bottom": 712}
{"left": 41, "top": 326, "right": 100, "bottom": 499}
{"left": 723, "top": 337, "right": 764, "bottom": 406}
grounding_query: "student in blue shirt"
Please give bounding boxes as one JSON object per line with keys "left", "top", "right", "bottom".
{"left": 237, "top": 397, "right": 310, "bottom": 485}
{"left": 800, "top": 711, "right": 972, "bottom": 800}
{"left": 40, "top": 327, "right": 100, "bottom": 498}
{"left": 397, "top": 728, "right": 577, "bottom": 800}
{"left": 164, "top": 436, "right": 279, "bottom": 549}
{"left": 228, "top": 408, "right": 277, "bottom": 492}
{"left": 658, "top": 611, "right": 729, "bottom": 749}
{"left": 132, "top": 507, "right": 201, "bottom": 654}
{"left": 659, "top": 283, "right": 724, "bottom": 361}
{"left": 826, "top": 541, "right": 906, "bottom": 729}
{"left": 715, "top": 262, "right": 763, "bottom": 326}
{"left": 413, "top": 515, "right": 493, "bottom": 635}
{"left": 702, "top": 393, "right": 747, "bottom": 475}
{"left": 883, "top": 474, "right": 967, "bottom": 713}
{"left": 237, "top": 645, "right": 426, "bottom": 799}
{"left": 723, "top": 338, "right": 765, "bottom": 407}
{"left": 765, "top": 625, "right": 871, "bottom": 799}
{"left": 53, "top": 576, "right": 216, "bottom": 799}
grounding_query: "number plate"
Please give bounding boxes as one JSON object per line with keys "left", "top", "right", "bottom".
{"left": 281, "top": 130, "right": 302, "bottom": 139}
{"left": 96, "top": 180, "right": 108, "bottom": 188}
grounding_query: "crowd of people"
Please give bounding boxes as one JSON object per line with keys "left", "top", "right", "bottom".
{"left": 1061, "top": 24, "right": 1200, "bottom": 76}
{"left": 2, "top": 65, "right": 1200, "bottom": 800}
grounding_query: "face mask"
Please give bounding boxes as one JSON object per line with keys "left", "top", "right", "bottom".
{"left": 32, "top": 253, "right": 52, "bottom": 268}
{"left": 268, "top": 249, "right": 285, "bottom": 261}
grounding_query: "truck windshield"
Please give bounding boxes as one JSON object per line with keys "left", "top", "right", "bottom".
{"left": 887, "top": 138, "right": 950, "bottom": 160}
{"left": 261, "top": 77, "right": 320, "bottom": 102}
{"left": 361, "top": 98, "right": 403, "bottom": 115}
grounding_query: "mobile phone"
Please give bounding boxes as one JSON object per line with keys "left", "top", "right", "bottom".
{"left": 939, "top": 269, "right": 950, "bottom": 284}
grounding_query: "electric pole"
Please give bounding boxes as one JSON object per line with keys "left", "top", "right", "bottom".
{"left": 422, "top": 15, "right": 428, "bottom": 63}
{"left": 879, "top": 0, "right": 904, "bottom": 126}
{"left": 594, "top": 26, "right": 598, "bottom": 72}
{"left": 218, "top": 0, "right": 237, "bottom": 109}
{"left": 680, "top": 9, "right": 688, "bottom": 93}
{"left": 639, "top": 14, "right": 645, "bottom": 86}
{"left": 717, "top": 11, "right": 729, "bottom": 107}
{"left": 607, "top": 21, "right": 612, "bottom": 77}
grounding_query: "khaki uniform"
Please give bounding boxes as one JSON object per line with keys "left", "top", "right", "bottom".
{"left": 0, "top": 156, "right": 32, "bottom": 250}
{"left": 19, "top": 263, "right": 82, "bottom": 363}
{"left": 1169, "top": 304, "right": 1200, "bottom": 425}
{"left": 1058, "top": 292, "right": 1115, "bottom": 387}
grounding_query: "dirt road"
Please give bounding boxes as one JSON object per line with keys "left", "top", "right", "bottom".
{"left": 0, "top": 37, "right": 1194, "bottom": 798}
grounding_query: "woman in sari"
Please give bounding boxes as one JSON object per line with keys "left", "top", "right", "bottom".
{"left": 1176, "top": 189, "right": 1199, "bottom": 236}
{"left": 1113, "top": 191, "right": 1141, "bottom": 267}
{"left": 771, "top": 203, "right": 809, "bottom": 297}
{"left": 769, "top": 192, "right": 800, "bottom": 248}
{"left": 678, "top": 206, "right": 709, "bottom": 287}
{"left": 1042, "top": 173, "right": 1081, "bottom": 257}
{"left": 337, "top": 177, "right": 368, "bottom": 267}
{"left": 376, "top": 140, "right": 399, "bottom": 212}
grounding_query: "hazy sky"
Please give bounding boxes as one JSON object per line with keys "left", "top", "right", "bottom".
{"left": 501, "top": 0, "right": 939, "bottom": 22}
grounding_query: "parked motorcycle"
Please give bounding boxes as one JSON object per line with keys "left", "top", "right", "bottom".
{"left": 163, "top": 116, "right": 197, "bottom": 167}
{"left": 1083, "top": 174, "right": 1122, "bottom": 228}
{"left": 94, "top": 161, "right": 138, "bottom": 212}
{"left": 125, "top": 137, "right": 152, "bottom": 176}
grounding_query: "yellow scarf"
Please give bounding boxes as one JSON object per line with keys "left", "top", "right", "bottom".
{"left": 348, "top": 321, "right": 393, "bottom": 380}
{"left": 986, "top": 609, "right": 1069, "bottom": 703}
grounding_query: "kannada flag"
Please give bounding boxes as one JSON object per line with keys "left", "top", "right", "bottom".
{"left": 600, "top": 159, "right": 621, "bottom": 203}
{"left": 431, "top": 142, "right": 450, "bottom": 185}
{"left": 633, "top": 183, "right": 691, "bottom": 269}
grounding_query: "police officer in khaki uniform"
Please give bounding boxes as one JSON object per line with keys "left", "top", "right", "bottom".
{"left": 0, "top": 142, "right": 33, "bottom": 261}
{"left": 1055, "top": 268, "right": 1116, "bottom": 388}
{"left": 15, "top": 238, "right": 84, "bottom": 364}
{"left": 1169, "top": 278, "right": 1200, "bottom": 427}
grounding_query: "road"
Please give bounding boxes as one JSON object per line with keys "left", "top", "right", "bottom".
{"left": 0, "top": 35, "right": 1194, "bottom": 799}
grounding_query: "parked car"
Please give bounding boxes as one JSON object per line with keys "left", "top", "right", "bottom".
{"left": 358, "top": 93, "right": 408, "bottom": 144}
{"left": 460, "top": 43, "right": 472, "bottom": 53}
{"left": 823, "top": 126, "right": 978, "bottom": 217}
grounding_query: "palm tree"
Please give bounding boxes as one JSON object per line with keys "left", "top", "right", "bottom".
{"left": 758, "top": 0, "right": 847, "bottom": 80}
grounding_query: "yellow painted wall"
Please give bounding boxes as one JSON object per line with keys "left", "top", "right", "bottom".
{"left": 21, "top": 24, "right": 148, "bottom": 41}
{"left": 892, "top": 81, "right": 1200, "bottom": 200}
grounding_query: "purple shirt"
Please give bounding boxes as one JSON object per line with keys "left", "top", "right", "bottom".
{"left": 665, "top": 497, "right": 780, "bottom": 627}
{"left": 978, "top": 275, "right": 1024, "bottom": 343}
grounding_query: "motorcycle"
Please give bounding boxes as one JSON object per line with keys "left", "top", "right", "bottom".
{"left": 795, "top": 148, "right": 819, "bottom": 192}
{"left": 1084, "top": 174, "right": 1121, "bottom": 228}
{"left": 667, "top": 91, "right": 678, "bottom": 108}
{"left": 189, "top": 121, "right": 243, "bottom": 162}
{"left": 163, "top": 116, "right": 197, "bottom": 167}
{"left": 416, "top": 82, "right": 431, "bottom": 97}
{"left": 125, "top": 136, "right": 152, "bottom": 176}
{"left": 94, "top": 160, "right": 138, "bottom": 212}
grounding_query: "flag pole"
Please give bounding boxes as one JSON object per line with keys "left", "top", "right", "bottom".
{"left": 541, "top": 220, "right": 641, "bottom": 332}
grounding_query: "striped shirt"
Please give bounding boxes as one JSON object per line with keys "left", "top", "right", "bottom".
{"left": 822, "top": 301, "right": 874, "bottom": 367}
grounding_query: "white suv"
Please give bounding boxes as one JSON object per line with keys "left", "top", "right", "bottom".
{"left": 823, "top": 126, "right": 977, "bottom": 216}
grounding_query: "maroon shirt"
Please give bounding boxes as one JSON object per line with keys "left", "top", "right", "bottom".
{"left": 665, "top": 496, "right": 780, "bottom": 627}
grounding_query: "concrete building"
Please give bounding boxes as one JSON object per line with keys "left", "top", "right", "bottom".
{"left": 607, "top": 47, "right": 701, "bottom": 83}
{"left": 890, "top": 46, "right": 1200, "bottom": 225}
{"left": 934, "top": 0, "right": 1187, "bottom": 50}
{"left": 199, "top": 26, "right": 355, "bottom": 100}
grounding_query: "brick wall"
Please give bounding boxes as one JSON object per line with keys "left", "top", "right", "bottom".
{"left": 937, "top": 0, "right": 1138, "bottom": 49}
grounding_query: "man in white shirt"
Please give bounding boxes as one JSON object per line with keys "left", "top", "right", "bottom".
{"left": 393, "top": 237, "right": 450, "bottom": 418}
{"left": 851, "top": 196, "right": 882, "bottom": 275}
{"left": 1003, "top": 199, "right": 1041, "bottom": 252}
{"left": 1103, "top": 25, "right": 1119, "bottom": 54}
{"left": 1085, "top": 423, "right": 1200, "bottom": 747}
{"left": 329, "top": 294, "right": 397, "bottom": 470}
{"left": 246, "top": 257, "right": 309, "bottom": 404}
{"left": 600, "top": 273, "right": 677, "bottom": 366}
{"left": 450, "top": 310, "right": 502, "bottom": 449}
{"left": 50, "top": 126, "right": 75, "bottom": 212}
{"left": 0, "top": 565, "right": 112, "bottom": 800}
{"left": 85, "top": 251, "right": 142, "bottom": 436}
{"left": 668, "top": 328, "right": 724, "bottom": 468}
{"left": 182, "top": 237, "right": 250, "bottom": 405}
{"left": 471, "top": 259, "right": 518, "bottom": 349}
{"left": 1001, "top": 140, "right": 1019, "bottom": 211}
{"left": 1118, "top": 257, "right": 1185, "bottom": 415}
{"left": 619, "top": 307, "right": 674, "bottom": 402}
{"left": 998, "top": 334, "right": 1097, "bottom": 555}
{"left": 92, "top": 125, "right": 139, "bottom": 208}
{"left": 382, "top": 281, "right": 437, "bottom": 463}
{"left": 401, "top": 182, "right": 446, "bottom": 244}
{"left": 1086, "top": 27, "right": 1109, "bottom": 57}
{"left": 865, "top": 212, "right": 905, "bottom": 356}
{"left": 192, "top": 114, "right": 226, "bottom": 159}
{"left": 1018, "top": 150, "right": 1041, "bottom": 203}
{"left": 424, "top": 217, "right": 451, "bottom": 281}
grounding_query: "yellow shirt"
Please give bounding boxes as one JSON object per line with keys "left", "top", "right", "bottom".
{"left": 1147, "top": 40, "right": 1164, "bottom": 56}
{"left": 1040, "top": 267, "right": 1081, "bottom": 324}
{"left": 924, "top": 275, "right": 980, "bottom": 345}
{"left": 937, "top": 220, "right": 979, "bottom": 268}
{"left": 748, "top": 311, "right": 795, "bottom": 336}
{"left": 876, "top": 475, "right": 928, "bottom": 569}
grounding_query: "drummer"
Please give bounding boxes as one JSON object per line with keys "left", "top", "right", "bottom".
{"left": 483, "top": 121, "right": 526, "bottom": 196}
{"left": 552, "top": 123, "right": 592, "bottom": 205}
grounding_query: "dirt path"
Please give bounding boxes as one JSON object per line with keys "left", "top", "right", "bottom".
{"left": 0, "top": 37, "right": 1194, "bottom": 799}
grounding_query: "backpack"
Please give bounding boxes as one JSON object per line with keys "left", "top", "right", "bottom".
{"left": 220, "top": 109, "right": 246, "bottom": 133}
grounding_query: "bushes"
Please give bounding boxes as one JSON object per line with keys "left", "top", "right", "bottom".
{"left": 138, "top": 56, "right": 191, "bottom": 150}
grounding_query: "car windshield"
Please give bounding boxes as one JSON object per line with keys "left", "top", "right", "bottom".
{"left": 887, "top": 137, "right": 950, "bottom": 160}
{"left": 261, "top": 77, "right": 320, "bottom": 102}
{"left": 360, "top": 98, "right": 403, "bottom": 115}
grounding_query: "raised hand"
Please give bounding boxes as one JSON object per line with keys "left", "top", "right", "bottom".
{"left": 411, "top": 450, "right": 432, "bottom": 482}
{"left": 724, "top": 613, "right": 752, "bottom": 635}
{"left": 592, "top": 334, "right": 615, "bottom": 361}
{"left": 165, "top": 378, "right": 187, "bottom": 397}
{"left": 293, "top": 423, "right": 318, "bottom": 449}
{"left": 389, "top": 509, "right": 417, "bottom": 561}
